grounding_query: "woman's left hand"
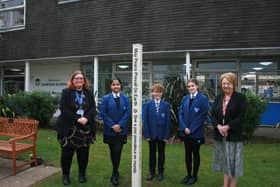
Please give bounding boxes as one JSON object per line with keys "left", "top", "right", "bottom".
{"left": 77, "top": 117, "right": 88, "bottom": 125}
{"left": 220, "top": 125, "right": 230, "bottom": 137}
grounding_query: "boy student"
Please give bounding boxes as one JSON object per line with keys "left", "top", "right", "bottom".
{"left": 142, "top": 83, "right": 171, "bottom": 181}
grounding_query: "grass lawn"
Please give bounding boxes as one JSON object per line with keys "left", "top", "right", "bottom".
{"left": 33, "top": 129, "right": 280, "bottom": 187}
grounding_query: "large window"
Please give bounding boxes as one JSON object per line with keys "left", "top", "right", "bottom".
{"left": 194, "top": 59, "right": 280, "bottom": 102}
{"left": 194, "top": 60, "right": 238, "bottom": 100}
{"left": 240, "top": 60, "right": 280, "bottom": 101}
{"left": 0, "top": 0, "right": 25, "bottom": 32}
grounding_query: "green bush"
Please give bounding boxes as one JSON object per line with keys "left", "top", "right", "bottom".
{"left": 163, "top": 76, "right": 188, "bottom": 138}
{"left": 243, "top": 93, "right": 267, "bottom": 140}
{"left": 0, "top": 91, "right": 59, "bottom": 128}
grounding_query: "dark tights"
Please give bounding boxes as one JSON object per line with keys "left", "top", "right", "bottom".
{"left": 61, "top": 146, "right": 89, "bottom": 176}
{"left": 109, "top": 143, "right": 124, "bottom": 176}
{"left": 184, "top": 138, "right": 200, "bottom": 178}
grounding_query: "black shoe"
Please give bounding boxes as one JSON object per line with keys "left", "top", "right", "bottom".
{"left": 63, "top": 175, "right": 71, "bottom": 186}
{"left": 158, "top": 173, "right": 164, "bottom": 181}
{"left": 146, "top": 173, "right": 155, "bottom": 181}
{"left": 79, "top": 175, "right": 87, "bottom": 183}
{"left": 111, "top": 175, "right": 119, "bottom": 186}
{"left": 186, "top": 176, "right": 197, "bottom": 185}
{"left": 180, "top": 175, "right": 192, "bottom": 184}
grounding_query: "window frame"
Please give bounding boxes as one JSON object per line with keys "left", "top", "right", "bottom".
{"left": 0, "top": 0, "right": 25, "bottom": 33}
{"left": 57, "top": 0, "right": 80, "bottom": 5}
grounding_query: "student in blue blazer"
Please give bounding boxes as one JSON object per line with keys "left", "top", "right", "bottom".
{"left": 178, "top": 79, "right": 209, "bottom": 185}
{"left": 101, "top": 78, "right": 131, "bottom": 186}
{"left": 143, "top": 83, "right": 171, "bottom": 181}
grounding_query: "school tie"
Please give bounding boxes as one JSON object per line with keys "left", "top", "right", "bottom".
{"left": 189, "top": 95, "right": 194, "bottom": 109}
{"left": 155, "top": 101, "right": 160, "bottom": 113}
{"left": 191, "top": 94, "right": 195, "bottom": 99}
{"left": 114, "top": 96, "right": 120, "bottom": 108}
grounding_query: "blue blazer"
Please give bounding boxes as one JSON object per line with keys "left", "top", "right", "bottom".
{"left": 101, "top": 92, "right": 131, "bottom": 136}
{"left": 142, "top": 100, "right": 171, "bottom": 141}
{"left": 178, "top": 92, "right": 209, "bottom": 139}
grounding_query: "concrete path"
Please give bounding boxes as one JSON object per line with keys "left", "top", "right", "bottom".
{"left": 253, "top": 126, "right": 280, "bottom": 139}
{"left": 0, "top": 158, "right": 60, "bottom": 187}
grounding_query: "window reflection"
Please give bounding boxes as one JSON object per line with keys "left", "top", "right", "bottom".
{"left": 0, "top": 0, "right": 25, "bottom": 32}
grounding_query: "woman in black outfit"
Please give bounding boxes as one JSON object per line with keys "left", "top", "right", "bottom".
{"left": 56, "top": 70, "right": 96, "bottom": 185}
{"left": 211, "top": 72, "right": 247, "bottom": 187}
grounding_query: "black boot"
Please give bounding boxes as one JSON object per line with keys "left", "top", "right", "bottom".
{"left": 111, "top": 172, "right": 119, "bottom": 186}
{"left": 79, "top": 174, "right": 87, "bottom": 183}
{"left": 63, "top": 175, "right": 71, "bottom": 185}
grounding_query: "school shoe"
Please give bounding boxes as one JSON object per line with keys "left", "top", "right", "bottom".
{"left": 79, "top": 175, "right": 87, "bottom": 183}
{"left": 158, "top": 173, "right": 164, "bottom": 181}
{"left": 186, "top": 176, "right": 197, "bottom": 185}
{"left": 111, "top": 175, "right": 119, "bottom": 186}
{"left": 180, "top": 175, "right": 192, "bottom": 184}
{"left": 62, "top": 175, "right": 71, "bottom": 185}
{"left": 146, "top": 173, "right": 155, "bottom": 181}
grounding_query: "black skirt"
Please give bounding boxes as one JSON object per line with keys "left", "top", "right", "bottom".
{"left": 103, "top": 134, "right": 127, "bottom": 144}
{"left": 183, "top": 136, "right": 205, "bottom": 145}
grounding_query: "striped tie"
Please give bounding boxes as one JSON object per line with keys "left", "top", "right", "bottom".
{"left": 156, "top": 101, "right": 160, "bottom": 113}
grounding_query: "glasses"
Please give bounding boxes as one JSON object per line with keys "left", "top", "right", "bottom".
{"left": 74, "top": 77, "right": 84, "bottom": 80}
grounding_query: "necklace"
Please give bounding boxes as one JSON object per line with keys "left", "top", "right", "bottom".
{"left": 222, "top": 95, "right": 231, "bottom": 115}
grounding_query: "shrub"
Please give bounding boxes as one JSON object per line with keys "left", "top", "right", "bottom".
{"left": 163, "top": 76, "right": 188, "bottom": 138}
{"left": 243, "top": 93, "right": 267, "bottom": 140}
{"left": 0, "top": 91, "right": 59, "bottom": 128}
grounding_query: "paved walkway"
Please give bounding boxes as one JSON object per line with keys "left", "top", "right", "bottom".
{"left": 0, "top": 158, "right": 60, "bottom": 187}
{"left": 253, "top": 126, "right": 280, "bottom": 139}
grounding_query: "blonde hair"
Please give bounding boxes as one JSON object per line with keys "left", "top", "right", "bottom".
{"left": 67, "top": 70, "right": 90, "bottom": 89}
{"left": 220, "top": 72, "right": 237, "bottom": 90}
{"left": 151, "top": 83, "right": 165, "bottom": 92}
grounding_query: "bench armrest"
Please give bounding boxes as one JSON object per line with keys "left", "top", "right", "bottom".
{"left": 9, "top": 132, "right": 37, "bottom": 143}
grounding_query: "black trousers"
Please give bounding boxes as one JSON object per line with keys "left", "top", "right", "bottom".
{"left": 108, "top": 143, "right": 124, "bottom": 176}
{"left": 183, "top": 138, "right": 201, "bottom": 178}
{"left": 148, "top": 139, "right": 166, "bottom": 174}
{"left": 61, "top": 145, "right": 90, "bottom": 176}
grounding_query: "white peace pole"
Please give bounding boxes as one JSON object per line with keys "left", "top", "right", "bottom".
{"left": 186, "top": 52, "right": 191, "bottom": 81}
{"left": 131, "top": 44, "right": 143, "bottom": 187}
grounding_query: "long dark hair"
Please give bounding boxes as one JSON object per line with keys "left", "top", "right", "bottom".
{"left": 110, "top": 77, "right": 122, "bottom": 89}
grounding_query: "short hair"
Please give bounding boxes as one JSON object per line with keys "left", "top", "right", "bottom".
{"left": 151, "top": 83, "right": 165, "bottom": 92}
{"left": 220, "top": 72, "right": 237, "bottom": 90}
{"left": 67, "top": 70, "right": 90, "bottom": 89}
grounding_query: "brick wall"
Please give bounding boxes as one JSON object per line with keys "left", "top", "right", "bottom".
{"left": 0, "top": 0, "right": 280, "bottom": 60}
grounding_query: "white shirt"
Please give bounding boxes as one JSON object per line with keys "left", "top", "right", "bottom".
{"left": 112, "top": 92, "right": 120, "bottom": 98}
{"left": 191, "top": 91, "right": 198, "bottom": 99}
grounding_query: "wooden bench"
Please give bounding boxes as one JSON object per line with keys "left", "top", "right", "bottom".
{"left": 0, "top": 117, "right": 39, "bottom": 175}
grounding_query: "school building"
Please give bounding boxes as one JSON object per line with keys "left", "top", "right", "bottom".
{"left": 0, "top": 0, "right": 280, "bottom": 125}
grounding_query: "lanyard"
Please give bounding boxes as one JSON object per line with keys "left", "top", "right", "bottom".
{"left": 75, "top": 91, "right": 84, "bottom": 107}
